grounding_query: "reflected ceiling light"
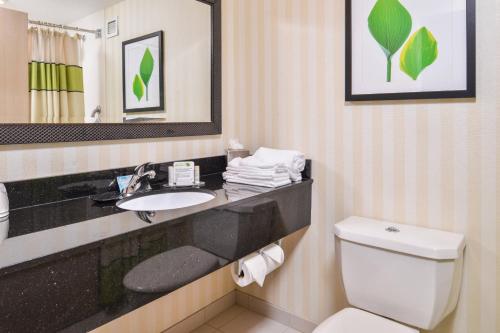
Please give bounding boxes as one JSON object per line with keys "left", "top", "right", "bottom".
{"left": 0, "top": 0, "right": 7, "bottom": 5}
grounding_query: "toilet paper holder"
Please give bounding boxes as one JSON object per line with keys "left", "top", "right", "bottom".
{"left": 236, "top": 239, "right": 283, "bottom": 275}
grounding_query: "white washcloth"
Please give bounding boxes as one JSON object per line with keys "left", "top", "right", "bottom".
{"left": 252, "top": 147, "right": 306, "bottom": 181}
{"left": 228, "top": 157, "right": 243, "bottom": 168}
{"left": 253, "top": 147, "right": 305, "bottom": 170}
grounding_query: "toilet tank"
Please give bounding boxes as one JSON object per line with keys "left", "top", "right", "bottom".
{"left": 334, "top": 217, "right": 465, "bottom": 331}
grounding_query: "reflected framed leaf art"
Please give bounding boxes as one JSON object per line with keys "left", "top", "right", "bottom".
{"left": 346, "top": 0, "right": 476, "bottom": 101}
{"left": 123, "top": 31, "right": 165, "bottom": 113}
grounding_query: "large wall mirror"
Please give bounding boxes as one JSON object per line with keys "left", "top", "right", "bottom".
{"left": 0, "top": 0, "right": 221, "bottom": 144}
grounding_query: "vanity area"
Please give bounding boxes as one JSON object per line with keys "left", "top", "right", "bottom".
{"left": 0, "top": 157, "right": 312, "bottom": 332}
{"left": 0, "top": 0, "right": 314, "bottom": 332}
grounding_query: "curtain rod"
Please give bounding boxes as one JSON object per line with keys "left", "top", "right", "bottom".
{"left": 28, "top": 20, "right": 102, "bottom": 38}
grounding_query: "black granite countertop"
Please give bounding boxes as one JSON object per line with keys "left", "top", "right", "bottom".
{"left": 0, "top": 156, "right": 313, "bottom": 333}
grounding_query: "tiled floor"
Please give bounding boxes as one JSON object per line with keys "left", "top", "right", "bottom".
{"left": 191, "top": 305, "right": 302, "bottom": 333}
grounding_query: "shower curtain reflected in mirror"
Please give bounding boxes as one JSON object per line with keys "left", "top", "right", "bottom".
{"left": 28, "top": 28, "right": 85, "bottom": 123}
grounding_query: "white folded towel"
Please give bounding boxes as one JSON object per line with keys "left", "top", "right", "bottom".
{"left": 224, "top": 148, "right": 305, "bottom": 187}
{"left": 224, "top": 171, "right": 289, "bottom": 182}
{"left": 227, "top": 163, "right": 289, "bottom": 173}
{"left": 226, "top": 166, "right": 288, "bottom": 177}
{"left": 224, "top": 175, "right": 291, "bottom": 188}
{"left": 239, "top": 155, "right": 286, "bottom": 169}
{"left": 232, "top": 156, "right": 289, "bottom": 172}
{"left": 252, "top": 147, "right": 306, "bottom": 181}
{"left": 228, "top": 157, "right": 243, "bottom": 168}
{"left": 223, "top": 183, "right": 271, "bottom": 201}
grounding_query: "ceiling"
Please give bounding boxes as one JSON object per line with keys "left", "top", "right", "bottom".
{"left": 2, "top": 0, "right": 123, "bottom": 24}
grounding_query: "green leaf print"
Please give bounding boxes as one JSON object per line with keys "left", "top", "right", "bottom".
{"left": 140, "top": 48, "right": 155, "bottom": 101}
{"left": 400, "top": 27, "right": 438, "bottom": 80}
{"left": 133, "top": 74, "right": 144, "bottom": 102}
{"left": 368, "top": 0, "right": 413, "bottom": 82}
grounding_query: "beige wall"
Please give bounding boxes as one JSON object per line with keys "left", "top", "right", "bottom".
{"left": 0, "top": 0, "right": 499, "bottom": 332}
{"left": 0, "top": 7, "right": 29, "bottom": 123}
{"left": 228, "top": 1, "right": 500, "bottom": 333}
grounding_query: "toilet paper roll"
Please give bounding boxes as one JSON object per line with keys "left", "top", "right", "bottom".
{"left": 231, "top": 244, "right": 285, "bottom": 288}
{"left": 231, "top": 252, "right": 267, "bottom": 288}
{"left": 261, "top": 244, "right": 285, "bottom": 275}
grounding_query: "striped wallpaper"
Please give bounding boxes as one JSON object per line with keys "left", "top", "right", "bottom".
{"left": 226, "top": 1, "right": 499, "bottom": 333}
{"left": 0, "top": 0, "right": 498, "bottom": 332}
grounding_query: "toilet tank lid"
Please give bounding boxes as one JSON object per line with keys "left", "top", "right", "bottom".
{"left": 334, "top": 217, "right": 466, "bottom": 260}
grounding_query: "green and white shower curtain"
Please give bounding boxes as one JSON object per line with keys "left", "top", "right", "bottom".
{"left": 28, "top": 28, "right": 85, "bottom": 123}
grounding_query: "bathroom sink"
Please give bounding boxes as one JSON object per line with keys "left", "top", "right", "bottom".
{"left": 116, "top": 190, "right": 216, "bottom": 212}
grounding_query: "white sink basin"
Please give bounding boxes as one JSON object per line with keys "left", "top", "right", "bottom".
{"left": 117, "top": 190, "right": 216, "bottom": 212}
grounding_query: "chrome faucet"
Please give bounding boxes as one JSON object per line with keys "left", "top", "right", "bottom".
{"left": 122, "top": 163, "right": 157, "bottom": 197}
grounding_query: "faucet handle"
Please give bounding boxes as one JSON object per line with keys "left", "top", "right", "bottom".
{"left": 122, "top": 164, "right": 156, "bottom": 197}
{"left": 144, "top": 169, "right": 157, "bottom": 179}
{"left": 134, "top": 162, "right": 154, "bottom": 176}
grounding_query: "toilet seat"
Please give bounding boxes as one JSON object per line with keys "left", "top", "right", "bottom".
{"left": 313, "top": 308, "right": 419, "bottom": 333}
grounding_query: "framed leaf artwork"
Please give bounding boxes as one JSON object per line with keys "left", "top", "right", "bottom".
{"left": 122, "top": 31, "right": 164, "bottom": 112}
{"left": 346, "top": 0, "right": 476, "bottom": 101}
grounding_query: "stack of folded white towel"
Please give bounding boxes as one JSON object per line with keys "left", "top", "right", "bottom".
{"left": 223, "top": 182, "right": 271, "bottom": 201}
{"left": 223, "top": 147, "right": 306, "bottom": 188}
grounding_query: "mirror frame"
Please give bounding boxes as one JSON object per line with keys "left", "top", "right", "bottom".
{"left": 0, "top": 0, "right": 221, "bottom": 145}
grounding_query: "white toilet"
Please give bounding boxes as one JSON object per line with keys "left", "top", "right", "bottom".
{"left": 314, "top": 216, "right": 466, "bottom": 333}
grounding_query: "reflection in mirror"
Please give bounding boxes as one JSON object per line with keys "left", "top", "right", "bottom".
{"left": 0, "top": 0, "right": 212, "bottom": 124}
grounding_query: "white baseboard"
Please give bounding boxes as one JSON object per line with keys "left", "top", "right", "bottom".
{"left": 162, "top": 289, "right": 318, "bottom": 333}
